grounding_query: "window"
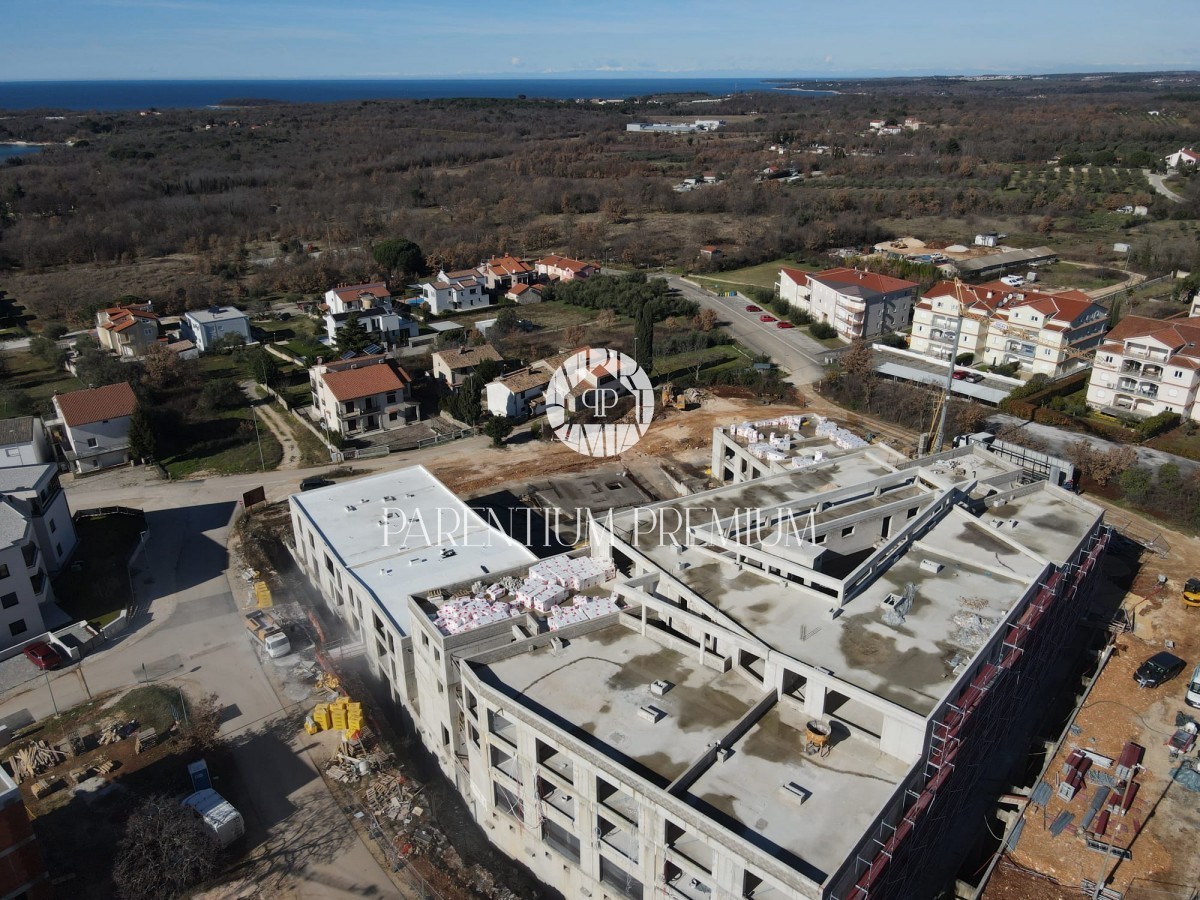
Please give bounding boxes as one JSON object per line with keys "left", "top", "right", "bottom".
{"left": 441, "top": 725, "right": 450, "bottom": 747}
{"left": 1, "top": 593, "right": 18, "bottom": 609}
{"left": 386, "top": 392, "right": 396, "bottom": 403}
{"left": 49, "top": 519, "right": 56, "bottom": 533}
{"left": 55, "top": 544, "right": 62, "bottom": 557}
{"left": 86, "top": 438, "right": 98, "bottom": 448}
{"left": 0, "top": 565, "right": 8, "bottom": 580}
{"left": 841, "top": 525, "right": 854, "bottom": 537}
{"left": 9, "top": 619, "right": 26, "bottom": 637}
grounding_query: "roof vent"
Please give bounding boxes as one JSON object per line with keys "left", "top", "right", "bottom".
{"left": 344, "top": 505, "right": 357, "bottom": 512}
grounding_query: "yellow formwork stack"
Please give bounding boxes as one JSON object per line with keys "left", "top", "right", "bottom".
{"left": 254, "top": 581, "right": 272, "bottom": 608}
{"left": 308, "top": 696, "right": 367, "bottom": 735}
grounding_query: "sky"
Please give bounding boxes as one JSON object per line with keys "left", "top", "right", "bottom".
{"left": 2, "top": 0, "right": 1198, "bottom": 81}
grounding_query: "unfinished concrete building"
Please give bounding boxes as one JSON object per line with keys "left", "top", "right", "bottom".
{"left": 291, "top": 437, "right": 1110, "bottom": 900}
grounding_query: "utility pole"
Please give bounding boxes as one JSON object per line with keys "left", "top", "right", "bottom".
{"left": 250, "top": 402, "right": 265, "bottom": 471}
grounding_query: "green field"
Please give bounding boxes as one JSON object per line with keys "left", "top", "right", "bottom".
{"left": 160, "top": 405, "right": 283, "bottom": 479}
{"left": 694, "top": 259, "right": 812, "bottom": 295}
{"left": 1, "top": 351, "right": 85, "bottom": 413}
{"left": 654, "top": 343, "right": 746, "bottom": 380}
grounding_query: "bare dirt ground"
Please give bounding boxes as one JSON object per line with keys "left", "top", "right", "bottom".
{"left": 985, "top": 505, "right": 1200, "bottom": 900}
{"left": 415, "top": 393, "right": 812, "bottom": 498}
{"left": 248, "top": 388, "right": 302, "bottom": 470}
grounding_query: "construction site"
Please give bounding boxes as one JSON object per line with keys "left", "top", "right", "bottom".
{"left": 280, "top": 408, "right": 1134, "bottom": 900}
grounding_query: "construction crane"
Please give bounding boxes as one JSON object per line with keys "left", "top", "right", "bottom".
{"left": 930, "top": 279, "right": 971, "bottom": 454}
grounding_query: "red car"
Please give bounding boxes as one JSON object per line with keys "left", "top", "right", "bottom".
{"left": 744, "top": 305, "right": 761, "bottom": 313}
{"left": 776, "top": 321, "right": 795, "bottom": 329}
{"left": 24, "top": 641, "right": 61, "bottom": 671}
{"left": 760, "top": 315, "right": 777, "bottom": 323}
{"left": 952, "top": 370, "right": 968, "bottom": 380}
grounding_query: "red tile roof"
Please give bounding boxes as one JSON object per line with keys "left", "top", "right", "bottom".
{"left": 55, "top": 382, "right": 137, "bottom": 428}
{"left": 810, "top": 267, "right": 918, "bottom": 295}
{"left": 779, "top": 267, "right": 809, "bottom": 287}
{"left": 536, "top": 255, "right": 595, "bottom": 274}
{"left": 1103, "top": 315, "right": 1200, "bottom": 361}
{"left": 320, "top": 361, "right": 411, "bottom": 403}
{"left": 486, "top": 256, "right": 533, "bottom": 277}
{"left": 333, "top": 282, "right": 390, "bottom": 303}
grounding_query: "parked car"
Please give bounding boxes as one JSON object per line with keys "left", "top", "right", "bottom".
{"left": 1186, "top": 662, "right": 1200, "bottom": 708}
{"left": 24, "top": 641, "right": 62, "bottom": 671}
{"left": 952, "top": 370, "right": 968, "bottom": 380}
{"left": 776, "top": 321, "right": 795, "bottom": 329}
{"left": 744, "top": 305, "right": 761, "bottom": 313}
{"left": 1134, "top": 651, "right": 1186, "bottom": 688}
{"left": 964, "top": 372, "right": 984, "bottom": 383}
{"left": 300, "top": 476, "right": 333, "bottom": 491}
{"left": 760, "top": 315, "right": 777, "bottom": 323}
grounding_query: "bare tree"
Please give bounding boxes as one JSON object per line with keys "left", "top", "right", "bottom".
{"left": 183, "top": 691, "right": 224, "bottom": 753}
{"left": 113, "top": 794, "right": 220, "bottom": 900}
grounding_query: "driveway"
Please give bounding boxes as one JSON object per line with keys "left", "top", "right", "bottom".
{"left": 1144, "top": 168, "right": 1185, "bottom": 204}
{"left": 658, "top": 274, "right": 831, "bottom": 385}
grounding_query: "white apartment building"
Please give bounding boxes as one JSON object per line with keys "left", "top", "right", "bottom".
{"left": 182, "top": 306, "right": 253, "bottom": 353}
{"left": 909, "top": 280, "right": 1108, "bottom": 379}
{"left": 781, "top": 267, "right": 918, "bottom": 340}
{"left": 51, "top": 382, "right": 137, "bottom": 473}
{"left": 982, "top": 286, "right": 1106, "bottom": 378}
{"left": 1086, "top": 314, "right": 1200, "bottom": 420}
{"left": 323, "top": 309, "right": 418, "bottom": 346}
{"left": 0, "top": 464, "right": 76, "bottom": 577}
{"left": 417, "top": 270, "right": 490, "bottom": 316}
{"left": 292, "top": 438, "right": 1111, "bottom": 900}
{"left": 309, "top": 356, "right": 415, "bottom": 438}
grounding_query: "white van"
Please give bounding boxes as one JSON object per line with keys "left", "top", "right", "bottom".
{"left": 183, "top": 789, "right": 245, "bottom": 848}
{"left": 1186, "top": 663, "right": 1200, "bottom": 708}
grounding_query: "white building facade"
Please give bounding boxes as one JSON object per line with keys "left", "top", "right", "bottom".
{"left": 0, "top": 418, "right": 50, "bottom": 469}
{"left": 52, "top": 382, "right": 137, "bottom": 473}
{"left": 182, "top": 306, "right": 253, "bottom": 353}
{"left": 1086, "top": 314, "right": 1200, "bottom": 419}
{"left": 792, "top": 268, "right": 918, "bottom": 340}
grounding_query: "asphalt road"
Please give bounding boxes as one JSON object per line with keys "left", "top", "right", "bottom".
{"left": 659, "top": 274, "right": 831, "bottom": 385}
{"left": 1144, "top": 168, "right": 1185, "bottom": 204}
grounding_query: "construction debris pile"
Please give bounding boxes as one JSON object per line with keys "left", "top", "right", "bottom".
{"left": 10, "top": 741, "right": 66, "bottom": 782}
{"left": 365, "top": 771, "right": 425, "bottom": 825}
{"left": 950, "top": 611, "right": 997, "bottom": 651}
{"left": 730, "top": 415, "right": 809, "bottom": 443}
{"left": 548, "top": 593, "right": 623, "bottom": 630}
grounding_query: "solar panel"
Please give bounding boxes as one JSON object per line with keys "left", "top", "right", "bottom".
{"left": 339, "top": 350, "right": 358, "bottom": 360}
{"left": 363, "top": 343, "right": 382, "bottom": 355}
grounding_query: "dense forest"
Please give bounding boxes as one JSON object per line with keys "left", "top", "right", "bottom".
{"left": 2, "top": 71, "right": 1199, "bottom": 323}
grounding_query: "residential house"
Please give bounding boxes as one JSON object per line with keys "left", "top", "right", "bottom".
{"left": 324, "top": 309, "right": 418, "bottom": 347}
{"left": 431, "top": 344, "right": 503, "bottom": 389}
{"left": 1086, "top": 314, "right": 1200, "bottom": 420}
{"left": 480, "top": 256, "right": 535, "bottom": 291}
{"left": 505, "top": 282, "right": 545, "bottom": 304}
{"left": 0, "top": 417, "right": 50, "bottom": 468}
{"left": 96, "top": 303, "right": 159, "bottom": 358}
{"left": 323, "top": 282, "right": 391, "bottom": 315}
{"left": 485, "top": 368, "right": 553, "bottom": 419}
{"left": 801, "top": 268, "right": 919, "bottom": 340}
{"left": 699, "top": 246, "right": 723, "bottom": 260}
{"left": 182, "top": 306, "right": 253, "bottom": 353}
{"left": 982, "top": 284, "right": 1107, "bottom": 378}
{"left": 51, "top": 382, "right": 137, "bottom": 473}
{"left": 776, "top": 267, "right": 810, "bottom": 308}
{"left": 310, "top": 356, "right": 416, "bottom": 438}
{"left": 417, "top": 270, "right": 489, "bottom": 316}
{"left": 0, "top": 464, "right": 76, "bottom": 576}
{"left": 1166, "top": 148, "right": 1199, "bottom": 168}
{"left": 535, "top": 255, "right": 599, "bottom": 282}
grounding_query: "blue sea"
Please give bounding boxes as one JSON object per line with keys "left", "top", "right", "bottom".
{"left": 0, "top": 78, "right": 834, "bottom": 112}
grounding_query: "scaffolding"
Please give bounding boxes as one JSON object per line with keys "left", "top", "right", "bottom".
{"left": 841, "top": 526, "right": 1111, "bottom": 899}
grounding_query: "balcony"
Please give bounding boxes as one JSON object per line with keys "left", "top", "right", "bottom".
{"left": 1138, "top": 384, "right": 1159, "bottom": 398}
{"left": 599, "top": 819, "right": 639, "bottom": 864}
{"left": 1141, "top": 365, "right": 1164, "bottom": 382}
{"left": 1120, "top": 359, "right": 1142, "bottom": 374}
{"left": 1005, "top": 342, "right": 1036, "bottom": 358}
{"left": 537, "top": 779, "right": 576, "bottom": 822}
{"left": 1117, "top": 377, "right": 1138, "bottom": 391}
{"left": 1124, "top": 345, "right": 1169, "bottom": 362}
{"left": 21, "top": 543, "right": 38, "bottom": 570}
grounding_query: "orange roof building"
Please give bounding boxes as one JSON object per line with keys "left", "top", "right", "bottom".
{"left": 310, "top": 356, "right": 415, "bottom": 438}
{"left": 52, "top": 382, "right": 138, "bottom": 473}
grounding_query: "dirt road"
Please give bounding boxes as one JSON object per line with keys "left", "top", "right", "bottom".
{"left": 245, "top": 382, "right": 303, "bottom": 470}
